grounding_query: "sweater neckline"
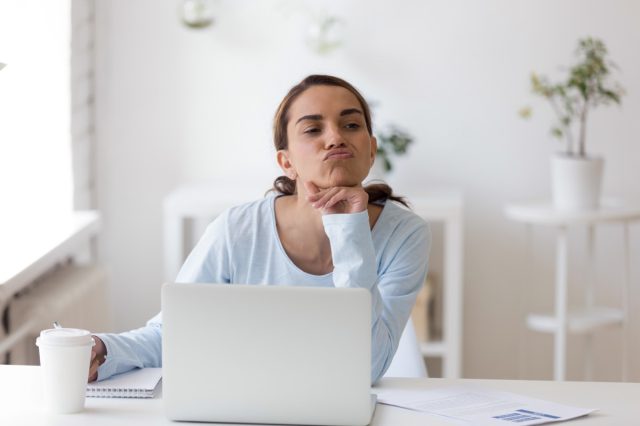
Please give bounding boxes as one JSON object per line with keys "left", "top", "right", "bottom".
{"left": 268, "top": 195, "right": 388, "bottom": 279}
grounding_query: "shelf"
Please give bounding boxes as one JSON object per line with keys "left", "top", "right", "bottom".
{"left": 527, "top": 307, "right": 623, "bottom": 334}
{"left": 504, "top": 199, "right": 640, "bottom": 226}
{"left": 420, "top": 341, "right": 445, "bottom": 357}
{"left": 505, "top": 199, "right": 636, "bottom": 381}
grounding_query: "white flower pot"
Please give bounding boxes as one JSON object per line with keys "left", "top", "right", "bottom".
{"left": 551, "top": 154, "right": 604, "bottom": 211}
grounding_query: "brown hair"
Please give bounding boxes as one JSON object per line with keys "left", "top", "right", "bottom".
{"left": 271, "top": 74, "right": 408, "bottom": 208}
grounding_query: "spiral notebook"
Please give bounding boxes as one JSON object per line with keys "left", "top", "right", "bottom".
{"left": 86, "top": 368, "right": 162, "bottom": 398}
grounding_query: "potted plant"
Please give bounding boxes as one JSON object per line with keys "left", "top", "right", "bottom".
{"left": 367, "top": 125, "right": 414, "bottom": 182}
{"left": 520, "top": 37, "right": 625, "bottom": 211}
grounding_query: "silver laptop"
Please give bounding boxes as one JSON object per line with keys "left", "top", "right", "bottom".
{"left": 162, "top": 283, "right": 376, "bottom": 425}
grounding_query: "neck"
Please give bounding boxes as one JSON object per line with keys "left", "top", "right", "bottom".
{"left": 274, "top": 193, "right": 333, "bottom": 274}
{"left": 289, "top": 192, "right": 325, "bottom": 236}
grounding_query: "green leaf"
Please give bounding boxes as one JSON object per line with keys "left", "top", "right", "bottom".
{"left": 383, "top": 157, "right": 392, "bottom": 172}
{"left": 601, "top": 89, "right": 621, "bottom": 104}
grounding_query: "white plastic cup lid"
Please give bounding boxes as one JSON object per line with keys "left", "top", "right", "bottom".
{"left": 36, "top": 328, "right": 95, "bottom": 347}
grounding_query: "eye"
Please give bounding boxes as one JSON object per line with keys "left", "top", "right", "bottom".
{"left": 345, "top": 122, "right": 361, "bottom": 130}
{"left": 303, "top": 127, "right": 321, "bottom": 134}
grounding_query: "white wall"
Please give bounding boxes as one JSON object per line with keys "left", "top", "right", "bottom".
{"left": 95, "top": 0, "right": 640, "bottom": 380}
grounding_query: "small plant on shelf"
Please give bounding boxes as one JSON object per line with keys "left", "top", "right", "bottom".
{"left": 375, "top": 126, "right": 414, "bottom": 173}
{"left": 519, "top": 37, "right": 625, "bottom": 157}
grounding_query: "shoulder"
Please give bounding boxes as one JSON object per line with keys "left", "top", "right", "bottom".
{"left": 375, "top": 200, "right": 431, "bottom": 258}
{"left": 375, "top": 201, "right": 431, "bottom": 275}
{"left": 225, "top": 196, "right": 273, "bottom": 222}
{"left": 193, "top": 196, "right": 275, "bottom": 263}
{"left": 380, "top": 200, "right": 430, "bottom": 238}
{"left": 217, "top": 195, "right": 275, "bottom": 241}
{"left": 200, "top": 196, "right": 273, "bottom": 238}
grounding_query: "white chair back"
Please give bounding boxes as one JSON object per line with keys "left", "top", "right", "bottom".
{"left": 383, "top": 320, "right": 428, "bottom": 378}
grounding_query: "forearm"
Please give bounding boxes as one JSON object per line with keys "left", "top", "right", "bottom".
{"left": 94, "top": 321, "right": 162, "bottom": 381}
{"left": 322, "top": 211, "right": 377, "bottom": 287}
{"left": 323, "top": 210, "right": 430, "bottom": 383}
{"left": 322, "top": 211, "right": 389, "bottom": 382}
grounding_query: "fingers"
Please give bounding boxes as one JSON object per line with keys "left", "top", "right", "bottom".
{"left": 88, "top": 367, "right": 98, "bottom": 382}
{"left": 318, "top": 188, "right": 348, "bottom": 210}
{"left": 302, "top": 180, "right": 368, "bottom": 214}
{"left": 309, "top": 187, "right": 368, "bottom": 214}
{"left": 304, "top": 181, "right": 333, "bottom": 205}
{"left": 92, "top": 335, "right": 107, "bottom": 358}
{"left": 87, "top": 335, "right": 108, "bottom": 382}
{"left": 88, "top": 345, "right": 106, "bottom": 383}
{"left": 88, "top": 352, "right": 99, "bottom": 382}
{"left": 308, "top": 187, "right": 342, "bottom": 209}
{"left": 325, "top": 190, "right": 349, "bottom": 210}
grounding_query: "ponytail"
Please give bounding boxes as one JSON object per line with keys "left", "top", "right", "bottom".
{"left": 272, "top": 175, "right": 297, "bottom": 196}
{"left": 363, "top": 181, "right": 409, "bottom": 208}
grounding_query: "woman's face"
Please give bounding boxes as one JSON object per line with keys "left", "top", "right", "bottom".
{"left": 279, "top": 85, "right": 376, "bottom": 190}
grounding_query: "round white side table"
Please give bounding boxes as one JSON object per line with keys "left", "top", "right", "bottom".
{"left": 505, "top": 199, "right": 640, "bottom": 381}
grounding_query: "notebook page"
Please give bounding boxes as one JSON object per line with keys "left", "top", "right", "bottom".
{"left": 87, "top": 368, "right": 162, "bottom": 398}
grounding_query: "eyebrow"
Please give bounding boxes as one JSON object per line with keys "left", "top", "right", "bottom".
{"left": 295, "top": 108, "right": 363, "bottom": 125}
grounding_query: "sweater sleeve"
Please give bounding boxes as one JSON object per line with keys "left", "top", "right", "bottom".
{"left": 322, "top": 209, "right": 430, "bottom": 383}
{"left": 95, "top": 211, "right": 232, "bottom": 381}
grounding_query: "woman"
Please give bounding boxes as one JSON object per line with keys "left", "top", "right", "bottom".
{"left": 89, "top": 75, "right": 430, "bottom": 384}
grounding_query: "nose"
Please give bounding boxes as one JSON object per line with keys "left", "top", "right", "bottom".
{"left": 324, "top": 125, "right": 347, "bottom": 149}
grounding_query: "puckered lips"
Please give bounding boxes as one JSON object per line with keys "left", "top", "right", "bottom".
{"left": 324, "top": 148, "right": 354, "bottom": 161}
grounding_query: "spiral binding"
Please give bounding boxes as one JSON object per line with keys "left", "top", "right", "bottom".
{"left": 86, "top": 387, "right": 154, "bottom": 398}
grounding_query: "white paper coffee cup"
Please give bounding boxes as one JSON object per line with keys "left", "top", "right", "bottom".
{"left": 36, "top": 328, "right": 95, "bottom": 414}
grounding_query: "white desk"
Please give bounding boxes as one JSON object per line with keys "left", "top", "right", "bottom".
{"left": 1, "top": 366, "right": 637, "bottom": 425}
{"left": 505, "top": 200, "right": 640, "bottom": 381}
{"left": 163, "top": 185, "right": 464, "bottom": 378}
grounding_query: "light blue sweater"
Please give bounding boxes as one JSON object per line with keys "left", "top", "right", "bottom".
{"left": 96, "top": 195, "right": 430, "bottom": 383}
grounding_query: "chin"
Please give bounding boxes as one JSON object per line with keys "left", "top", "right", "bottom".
{"left": 316, "top": 164, "right": 368, "bottom": 188}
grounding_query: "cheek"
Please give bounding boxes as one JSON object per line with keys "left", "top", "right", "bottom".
{"left": 289, "top": 141, "right": 319, "bottom": 164}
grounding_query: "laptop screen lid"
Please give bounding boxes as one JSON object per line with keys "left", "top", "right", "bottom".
{"left": 162, "top": 283, "right": 373, "bottom": 426}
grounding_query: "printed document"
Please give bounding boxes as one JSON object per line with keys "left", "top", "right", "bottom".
{"left": 376, "top": 385, "right": 596, "bottom": 425}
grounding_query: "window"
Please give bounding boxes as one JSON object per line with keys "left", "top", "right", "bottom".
{"left": 0, "top": 1, "right": 73, "bottom": 224}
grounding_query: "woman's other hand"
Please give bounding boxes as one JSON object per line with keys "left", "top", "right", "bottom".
{"left": 305, "top": 181, "right": 368, "bottom": 215}
{"left": 88, "top": 335, "right": 107, "bottom": 382}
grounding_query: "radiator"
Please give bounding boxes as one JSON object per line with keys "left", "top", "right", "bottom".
{"left": 7, "top": 264, "right": 111, "bottom": 365}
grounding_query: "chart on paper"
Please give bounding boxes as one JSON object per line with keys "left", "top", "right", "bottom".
{"left": 376, "top": 385, "right": 596, "bottom": 425}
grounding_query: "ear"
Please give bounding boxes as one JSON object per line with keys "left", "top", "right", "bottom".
{"left": 369, "top": 135, "right": 377, "bottom": 167}
{"left": 276, "top": 150, "right": 298, "bottom": 180}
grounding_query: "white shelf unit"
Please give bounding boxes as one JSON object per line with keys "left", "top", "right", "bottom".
{"left": 163, "top": 185, "right": 464, "bottom": 378}
{"left": 505, "top": 199, "right": 640, "bottom": 381}
{"left": 409, "top": 194, "right": 464, "bottom": 379}
{"left": 527, "top": 307, "right": 623, "bottom": 334}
